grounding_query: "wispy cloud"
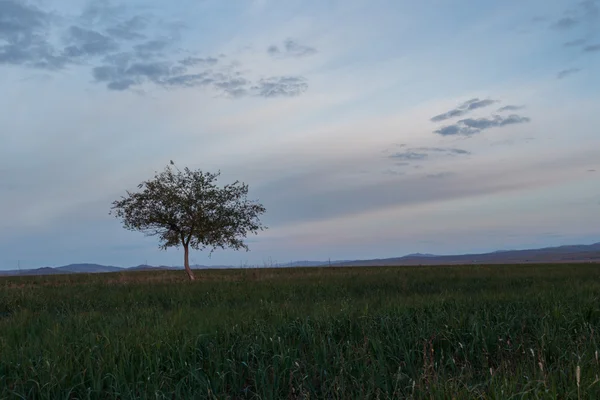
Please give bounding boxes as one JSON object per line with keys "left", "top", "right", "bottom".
{"left": 382, "top": 169, "right": 405, "bottom": 176}
{"left": 546, "top": 1, "right": 598, "bottom": 80}
{"left": 260, "top": 149, "right": 597, "bottom": 228}
{"left": 551, "top": 17, "right": 580, "bottom": 30}
{"left": 434, "top": 114, "right": 531, "bottom": 136}
{"left": 433, "top": 125, "right": 480, "bottom": 136}
{"left": 426, "top": 172, "right": 456, "bottom": 179}
{"left": 387, "top": 147, "right": 470, "bottom": 163}
{"left": 105, "top": 16, "right": 148, "bottom": 41}
{"left": 389, "top": 151, "right": 428, "bottom": 161}
{"left": 412, "top": 147, "right": 471, "bottom": 155}
{"left": 497, "top": 105, "right": 525, "bottom": 112}
{"left": 132, "top": 39, "right": 171, "bottom": 58}
{"left": 64, "top": 26, "right": 119, "bottom": 58}
{"left": 550, "top": 0, "right": 600, "bottom": 32}
{"left": 79, "top": 0, "right": 128, "bottom": 25}
{"left": 251, "top": 76, "right": 308, "bottom": 97}
{"left": 557, "top": 68, "right": 582, "bottom": 79}
{"left": 563, "top": 38, "right": 587, "bottom": 47}
{"left": 0, "top": 0, "right": 311, "bottom": 97}
{"left": 179, "top": 56, "right": 219, "bottom": 67}
{"left": 459, "top": 115, "right": 531, "bottom": 130}
{"left": 430, "top": 98, "right": 498, "bottom": 122}
{"left": 0, "top": 0, "right": 66, "bottom": 69}
{"left": 583, "top": 43, "right": 600, "bottom": 52}
{"left": 268, "top": 39, "right": 317, "bottom": 58}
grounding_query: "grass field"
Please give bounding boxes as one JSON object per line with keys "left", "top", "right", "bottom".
{"left": 1, "top": 264, "right": 600, "bottom": 399}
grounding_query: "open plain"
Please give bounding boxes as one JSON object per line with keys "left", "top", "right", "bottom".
{"left": 1, "top": 264, "right": 600, "bottom": 399}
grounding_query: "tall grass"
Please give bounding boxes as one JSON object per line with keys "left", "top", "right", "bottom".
{"left": 1, "top": 264, "right": 599, "bottom": 399}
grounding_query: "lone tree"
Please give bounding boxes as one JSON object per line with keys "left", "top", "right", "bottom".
{"left": 110, "top": 161, "right": 266, "bottom": 281}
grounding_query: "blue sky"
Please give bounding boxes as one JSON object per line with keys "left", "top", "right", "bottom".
{"left": 1, "top": 0, "right": 599, "bottom": 269}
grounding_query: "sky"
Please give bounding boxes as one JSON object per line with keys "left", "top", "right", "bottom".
{"left": 1, "top": 0, "right": 599, "bottom": 269}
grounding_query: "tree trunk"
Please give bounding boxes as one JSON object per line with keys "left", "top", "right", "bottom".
{"left": 183, "top": 245, "right": 196, "bottom": 281}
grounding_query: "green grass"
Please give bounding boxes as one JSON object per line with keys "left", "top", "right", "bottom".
{"left": 1, "top": 264, "right": 600, "bottom": 399}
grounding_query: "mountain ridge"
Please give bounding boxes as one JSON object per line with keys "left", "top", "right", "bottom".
{"left": 332, "top": 242, "right": 600, "bottom": 267}
{"left": 1, "top": 242, "right": 599, "bottom": 276}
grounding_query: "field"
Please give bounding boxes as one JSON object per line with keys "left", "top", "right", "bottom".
{"left": 1, "top": 264, "right": 600, "bottom": 399}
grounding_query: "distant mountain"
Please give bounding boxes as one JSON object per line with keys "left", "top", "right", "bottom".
{"left": 334, "top": 242, "right": 600, "bottom": 267}
{"left": 11, "top": 267, "right": 65, "bottom": 276}
{"left": 55, "top": 264, "right": 123, "bottom": 273}
{"left": 0, "top": 264, "right": 168, "bottom": 276}
{"left": 1, "top": 242, "right": 598, "bottom": 277}
{"left": 269, "top": 261, "right": 352, "bottom": 267}
{"left": 127, "top": 264, "right": 180, "bottom": 271}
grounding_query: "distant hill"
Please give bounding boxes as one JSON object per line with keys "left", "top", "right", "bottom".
{"left": 333, "top": 242, "right": 600, "bottom": 267}
{"left": 1, "top": 242, "right": 599, "bottom": 277}
{"left": 55, "top": 264, "right": 123, "bottom": 273}
{"left": 127, "top": 265, "right": 181, "bottom": 271}
{"left": 0, "top": 264, "right": 172, "bottom": 276}
{"left": 11, "top": 267, "right": 66, "bottom": 276}
{"left": 268, "top": 260, "right": 354, "bottom": 267}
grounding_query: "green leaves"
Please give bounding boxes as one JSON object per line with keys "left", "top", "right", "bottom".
{"left": 110, "top": 162, "right": 267, "bottom": 254}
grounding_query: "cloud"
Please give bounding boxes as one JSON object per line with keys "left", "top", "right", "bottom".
{"left": 550, "top": 1, "right": 600, "bottom": 31}
{"left": 105, "top": 16, "right": 148, "bottom": 41}
{"left": 0, "top": 2, "right": 143, "bottom": 70}
{"left": 433, "top": 125, "right": 480, "bottom": 136}
{"left": 434, "top": 114, "right": 531, "bottom": 136}
{"left": 0, "top": 1, "right": 310, "bottom": 98}
{"left": 92, "top": 59, "right": 210, "bottom": 90}
{"left": 389, "top": 151, "right": 428, "bottom": 161}
{"left": 133, "top": 39, "right": 170, "bottom": 58}
{"left": 0, "top": 0, "right": 66, "bottom": 69}
{"left": 426, "top": 172, "right": 456, "bottom": 179}
{"left": 268, "top": 39, "right": 317, "bottom": 58}
{"left": 382, "top": 169, "right": 405, "bottom": 176}
{"left": 93, "top": 52, "right": 308, "bottom": 97}
{"left": 79, "top": 0, "right": 128, "bottom": 25}
{"left": 284, "top": 39, "right": 317, "bottom": 57}
{"left": 497, "top": 105, "right": 525, "bottom": 112}
{"left": 387, "top": 147, "right": 470, "bottom": 163}
{"left": 214, "top": 76, "right": 250, "bottom": 97}
{"left": 430, "top": 98, "right": 498, "bottom": 122}
{"left": 89, "top": 33, "right": 218, "bottom": 90}
{"left": 0, "top": 0, "right": 47, "bottom": 37}
{"left": 581, "top": 0, "right": 600, "bottom": 19}
{"left": 251, "top": 76, "right": 308, "bottom": 97}
{"left": 412, "top": 147, "right": 471, "bottom": 155}
{"left": 72, "top": 14, "right": 307, "bottom": 96}
{"left": 583, "top": 44, "right": 600, "bottom": 52}
{"left": 552, "top": 17, "right": 579, "bottom": 30}
{"left": 460, "top": 115, "right": 530, "bottom": 129}
{"left": 557, "top": 68, "right": 582, "bottom": 79}
{"left": 63, "top": 26, "right": 119, "bottom": 57}
{"left": 161, "top": 73, "right": 213, "bottom": 88}
{"left": 179, "top": 56, "right": 219, "bottom": 66}
{"left": 258, "top": 150, "right": 597, "bottom": 228}
{"left": 564, "top": 38, "right": 587, "bottom": 47}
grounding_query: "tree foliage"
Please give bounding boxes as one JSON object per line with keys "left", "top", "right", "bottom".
{"left": 110, "top": 161, "right": 266, "bottom": 280}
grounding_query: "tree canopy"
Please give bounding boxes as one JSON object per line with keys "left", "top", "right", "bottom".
{"left": 110, "top": 161, "right": 266, "bottom": 280}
